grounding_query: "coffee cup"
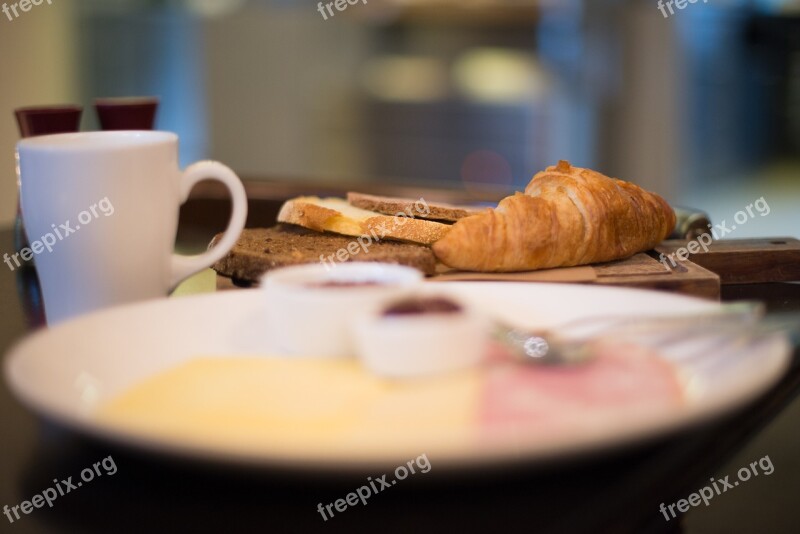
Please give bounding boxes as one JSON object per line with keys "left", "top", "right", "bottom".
{"left": 15, "top": 131, "right": 247, "bottom": 325}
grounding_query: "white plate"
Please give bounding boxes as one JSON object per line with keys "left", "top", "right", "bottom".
{"left": 3, "top": 283, "right": 791, "bottom": 470}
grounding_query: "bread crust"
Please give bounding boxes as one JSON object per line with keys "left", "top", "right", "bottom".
{"left": 346, "top": 192, "right": 485, "bottom": 222}
{"left": 278, "top": 197, "right": 450, "bottom": 245}
{"left": 432, "top": 161, "right": 676, "bottom": 272}
{"left": 211, "top": 225, "right": 437, "bottom": 280}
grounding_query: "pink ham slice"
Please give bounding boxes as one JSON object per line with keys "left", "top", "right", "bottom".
{"left": 479, "top": 341, "right": 685, "bottom": 443}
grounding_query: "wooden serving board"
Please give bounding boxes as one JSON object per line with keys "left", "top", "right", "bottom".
{"left": 216, "top": 238, "right": 800, "bottom": 301}
{"left": 590, "top": 252, "right": 720, "bottom": 300}
{"left": 581, "top": 237, "right": 800, "bottom": 298}
{"left": 432, "top": 253, "right": 720, "bottom": 299}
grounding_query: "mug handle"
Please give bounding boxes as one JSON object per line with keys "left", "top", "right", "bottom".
{"left": 169, "top": 161, "right": 247, "bottom": 290}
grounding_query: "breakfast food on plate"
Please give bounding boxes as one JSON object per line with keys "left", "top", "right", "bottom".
{"left": 355, "top": 295, "right": 489, "bottom": 378}
{"left": 95, "top": 346, "right": 683, "bottom": 457}
{"left": 277, "top": 196, "right": 449, "bottom": 245}
{"left": 346, "top": 192, "right": 486, "bottom": 223}
{"left": 211, "top": 224, "right": 437, "bottom": 282}
{"left": 479, "top": 342, "right": 684, "bottom": 440}
{"left": 432, "top": 160, "right": 676, "bottom": 272}
{"left": 96, "top": 356, "right": 480, "bottom": 456}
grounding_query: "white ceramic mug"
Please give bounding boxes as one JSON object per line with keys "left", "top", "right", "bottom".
{"left": 16, "top": 131, "right": 247, "bottom": 325}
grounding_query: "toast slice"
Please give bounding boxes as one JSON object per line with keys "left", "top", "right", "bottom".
{"left": 277, "top": 196, "right": 450, "bottom": 245}
{"left": 211, "top": 224, "right": 437, "bottom": 282}
{"left": 347, "top": 192, "right": 486, "bottom": 223}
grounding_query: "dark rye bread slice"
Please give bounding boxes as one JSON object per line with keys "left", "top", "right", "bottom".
{"left": 210, "top": 224, "right": 437, "bottom": 282}
{"left": 346, "top": 192, "right": 486, "bottom": 223}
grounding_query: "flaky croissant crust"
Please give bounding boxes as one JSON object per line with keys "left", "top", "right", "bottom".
{"left": 432, "top": 161, "right": 676, "bottom": 272}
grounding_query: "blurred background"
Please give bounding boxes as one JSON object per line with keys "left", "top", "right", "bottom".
{"left": 1, "top": 0, "right": 798, "bottom": 233}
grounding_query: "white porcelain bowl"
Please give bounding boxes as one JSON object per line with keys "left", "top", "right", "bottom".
{"left": 354, "top": 296, "right": 489, "bottom": 378}
{"left": 261, "top": 263, "right": 423, "bottom": 357}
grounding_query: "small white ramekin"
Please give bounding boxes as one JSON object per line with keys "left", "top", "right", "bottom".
{"left": 354, "top": 298, "right": 489, "bottom": 378}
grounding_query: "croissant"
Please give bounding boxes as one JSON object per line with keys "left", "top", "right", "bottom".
{"left": 432, "top": 161, "right": 676, "bottom": 272}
